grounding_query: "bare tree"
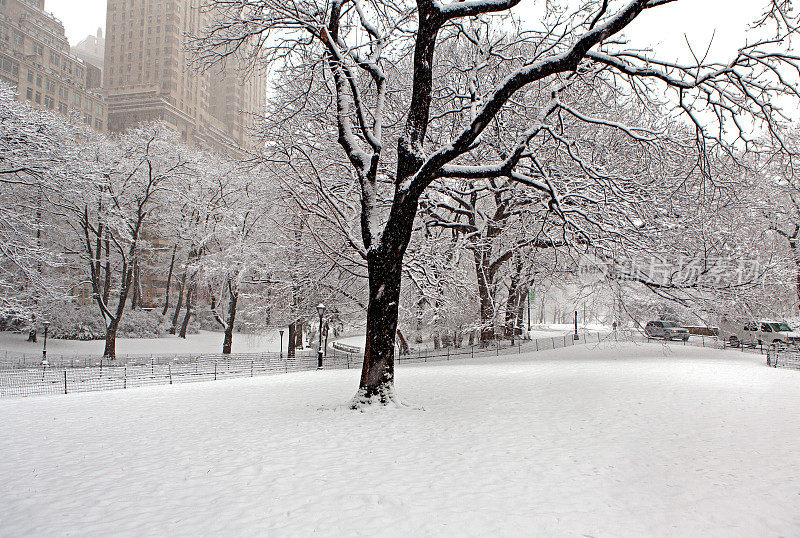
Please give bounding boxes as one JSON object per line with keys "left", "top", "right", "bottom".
{"left": 0, "top": 84, "right": 76, "bottom": 319}
{"left": 66, "top": 125, "right": 189, "bottom": 358}
{"left": 193, "top": 0, "right": 800, "bottom": 405}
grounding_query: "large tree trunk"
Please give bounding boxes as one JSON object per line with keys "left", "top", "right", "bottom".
{"left": 103, "top": 319, "right": 119, "bottom": 359}
{"left": 356, "top": 250, "right": 403, "bottom": 404}
{"left": 474, "top": 249, "right": 495, "bottom": 344}
{"left": 222, "top": 278, "right": 238, "bottom": 354}
{"left": 295, "top": 322, "right": 303, "bottom": 350}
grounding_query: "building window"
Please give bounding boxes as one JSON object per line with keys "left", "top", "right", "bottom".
{"left": 36, "top": 74, "right": 41, "bottom": 87}
{"left": 43, "top": 95, "right": 54, "bottom": 109}
{"left": 27, "top": 70, "right": 33, "bottom": 83}
{"left": 84, "top": 113, "right": 91, "bottom": 125}
{"left": 34, "top": 91, "right": 41, "bottom": 104}
{"left": 46, "top": 79, "right": 55, "bottom": 92}
{"left": 26, "top": 87, "right": 32, "bottom": 100}
{"left": 1, "top": 58, "right": 16, "bottom": 74}
{"left": 34, "top": 43, "right": 43, "bottom": 56}
{"left": 58, "top": 102, "right": 67, "bottom": 114}
{"left": 94, "top": 119, "right": 103, "bottom": 130}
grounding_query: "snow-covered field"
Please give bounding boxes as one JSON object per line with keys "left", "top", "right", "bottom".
{"left": 0, "top": 323, "right": 589, "bottom": 359}
{"left": 334, "top": 324, "right": 576, "bottom": 352}
{"left": 1, "top": 342, "right": 799, "bottom": 536}
{"left": 0, "top": 330, "right": 286, "bottom": 357}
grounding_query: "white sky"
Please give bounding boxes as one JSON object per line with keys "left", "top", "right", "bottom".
{"left": 46, "top": 0, "right": 106, "bottom": 45}
{"left": 45, "top": 0, "right": 769, "bottom": 60}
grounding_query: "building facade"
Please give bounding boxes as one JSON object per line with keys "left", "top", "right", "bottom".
{"left": 103, "top": 0, "right": 265, "bottom": 154}
{"left": 73, "top": 27, "right": 105, "bottom": 75}
{"left": 0, "top": 0, "right": 106, "bottom": 131}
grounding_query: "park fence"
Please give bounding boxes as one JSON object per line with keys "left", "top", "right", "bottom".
{"left": 766, "top": 343, "right": 800, "bottom": 370}
{"left": 0, "top": 331, "right": 599, "bottom": 398}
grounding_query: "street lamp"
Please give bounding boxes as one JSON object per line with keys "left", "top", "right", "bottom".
{"left": 574, "top": 310, "right": 580, "bottom": 340}
{"left": 279, "top": 329, "right": 284, "bottom": 358}
{"left": 42, "top": 320, "right": 50, "bottom": 364}
{"left": 316, "top": 303, "right": 326, "bottom": 369}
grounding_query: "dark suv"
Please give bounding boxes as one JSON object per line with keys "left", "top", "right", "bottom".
{"left": 645, "top": 320, "right": 690, "bottom": 341}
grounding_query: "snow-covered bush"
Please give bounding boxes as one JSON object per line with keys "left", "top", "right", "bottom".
{"left": 117, "top": 310, "right": 166, "bottom": 338}
{"left": 44, "top": 305, "right": 105, "bottom": 340}
{"left": 43, "top": 305, "right": 173, "bottom": 340}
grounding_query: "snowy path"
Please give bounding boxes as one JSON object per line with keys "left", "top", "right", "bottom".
{"left": 1, "top": 342, "right": 799, "bottom": 536}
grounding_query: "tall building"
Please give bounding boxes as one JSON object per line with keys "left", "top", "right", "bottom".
{"left": 73, "top": 27, "right": 105, "bottom": 75}
{"left": 103, "top": 0, "right": 265, "bottom": 153}
{"left": 0, "top": 0, "right": 107, "bottom": 131}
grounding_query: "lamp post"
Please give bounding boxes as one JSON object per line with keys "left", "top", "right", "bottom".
{"left": 316, "top": 303, "right": 325, "bottom": 369}
{"left": 574, "top": 311, "right": 579, "bottom": 340}
{"left": 279, "top": 329, "right": 284, "bottom": 358}
{"left": 42, "top": 321, "right": 50, "bottom": 363}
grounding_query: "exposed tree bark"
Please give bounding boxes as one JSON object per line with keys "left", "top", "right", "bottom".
{"left": 474, "top": 246, "right": 496, "bottom": 344}
{"left": 222, "top": 277, "right": 238, "bottom": 354}
{"left": 295, "top": 321, "right": 304, "bottom": 350}
{"left": 515, "top": 283, "right": 528, "bottom": 337}
{"left": 170, "top": 269, "right": 187, "bottom": 334}
{"left": 102, "top": 230, "right": 111, "bottom": 306}
{"left": 209, "top": 282, "right": 228, "bottom": 329}
{"left": 130, "top": 256, "right": 140, "bottom": 311}
{"left": 179, "top": 280, "right": 194, "bottom": 339}
{"left": 162, "top": 244, "right": 177, "bottom": 315}
{"left": 287, "top": 321, "right": 297, "bottom": 358}
{"left": 505, "top": 256, "right": 525, "bottom": 338}
{"left": 357, "top": 245, "right": 405, "bottom": 403}
{"left": 396, "top": 329, "right": 409, "bottom": 355}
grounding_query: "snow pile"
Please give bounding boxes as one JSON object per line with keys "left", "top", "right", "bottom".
{"left": 1, "top": 342, "right": 799, "bottom": 535}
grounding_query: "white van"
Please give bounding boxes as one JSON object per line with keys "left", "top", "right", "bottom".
{"left": 724, "top": 320, "right": 800, "bottom": 347}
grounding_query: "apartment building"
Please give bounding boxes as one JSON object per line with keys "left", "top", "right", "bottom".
{"left": 73, "top": 27, "right": 105, "bottom": 74}
{"left": 0, "top": 0, "right": 106, "bottom": 131}
{"left": 104, "top": 0, "right": 265, "bottom": 154}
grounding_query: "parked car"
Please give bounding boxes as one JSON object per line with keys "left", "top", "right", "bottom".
{"left": 724, "top": 320, "right": 800, "bottom": 348}
{"left": 644, "top": 320, "right": 690, "bottom": 341}
{"left": 683, "top": 325, "right": 719, "bottom": 337}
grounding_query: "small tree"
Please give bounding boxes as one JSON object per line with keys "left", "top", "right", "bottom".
{"left": 66, "top": 125, "right": 189, "bottom": 358}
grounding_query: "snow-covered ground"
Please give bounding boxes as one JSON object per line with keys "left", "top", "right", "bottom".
{"left": 1, "top": 342, "right": 799, "bottom": 536}
{"left": 0, "top": 324, "right": 591, "bottom": 359}
{"left": 335, "top": 323, "right": 609, "bottom": 352}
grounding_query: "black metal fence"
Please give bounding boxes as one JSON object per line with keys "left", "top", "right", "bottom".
{"left": 0, "top": 331, "right": 601, "bottom": 398}
{"left": 766, "top": 343, "right": 800, "bottom": 370}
